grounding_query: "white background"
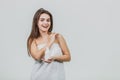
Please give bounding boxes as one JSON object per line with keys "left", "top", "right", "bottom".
{"left": 0, "top": 0, "right": 120, "bottom": 80}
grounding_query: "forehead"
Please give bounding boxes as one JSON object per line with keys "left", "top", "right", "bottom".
{"left": 39, "top": 13, "right": 50, "bottom": 19}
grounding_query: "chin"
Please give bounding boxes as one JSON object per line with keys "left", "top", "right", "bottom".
{"left": 42, "top": 30, "right": 49, "bottom": 32}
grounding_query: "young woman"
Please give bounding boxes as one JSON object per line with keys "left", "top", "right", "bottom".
{"left": 27, "top": 8, "right": 71, "bottom": 80}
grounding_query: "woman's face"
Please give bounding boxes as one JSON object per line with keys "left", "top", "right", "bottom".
{"left": 38, "top": 13, "right": 51, "bottom": 32}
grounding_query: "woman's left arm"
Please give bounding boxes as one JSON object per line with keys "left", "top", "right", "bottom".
{"left": 52, "top": 34, "right": 71, "bottom": 62}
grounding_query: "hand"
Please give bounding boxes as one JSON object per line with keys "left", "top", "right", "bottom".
{"left": 41, "top": 57, "right": 53, "bottom": 63}
{"left": 48, "top": 33, "right": 57, "bottom": 45}
{"left": 47, "top": 56, "right": 56, "bottom": 62}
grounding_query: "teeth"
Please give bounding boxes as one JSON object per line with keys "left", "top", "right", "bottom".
{"left": 43, "top": 26, "right": 48, "bottom": 28}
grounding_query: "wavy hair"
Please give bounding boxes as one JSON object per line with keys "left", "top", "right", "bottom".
{"left": 27, "top": 8, "right": 53, "bottom": 56}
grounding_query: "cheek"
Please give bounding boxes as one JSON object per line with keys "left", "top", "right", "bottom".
{"left": 38, "top": 20, "right": 41, "bottom": 24}
{"left": 37, "top": 21, "right": 42, "bottom": 26}
{"left": 49, "top": 22, "right": 51, "bottom": 26}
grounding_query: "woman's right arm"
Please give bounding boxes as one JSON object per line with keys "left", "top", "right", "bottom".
{"left": 30, "top": 34, "right": 56, "bottom": 61}
{"left": 30, "top": 40, "right": 46, "bottom": 61}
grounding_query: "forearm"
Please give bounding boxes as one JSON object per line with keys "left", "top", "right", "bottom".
{"left": 35, "top": 47, "right": 46, "bottom": 60}
{"left": 36, "top": 45, "right": 51, "bottom": 60}
{"left": 54, "top": 55, "right": 71, "bottom": 62}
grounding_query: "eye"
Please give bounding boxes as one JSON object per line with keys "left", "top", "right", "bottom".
{"left": 47, "top": 19, "right": 50, "bottom": 22}
{"left": 40, "top": 18, "right": 44, "bottom": 22}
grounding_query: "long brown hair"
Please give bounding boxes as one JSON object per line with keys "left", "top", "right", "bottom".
{"left": 27, "top": 8, "right": 53, "bottom": 56}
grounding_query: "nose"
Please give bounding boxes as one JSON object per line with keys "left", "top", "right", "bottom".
{"left": 43, "top": 20, "right": 48, "bottom": 24}
{"left": 43, "top": 21, "right": 49, "bottom": 26}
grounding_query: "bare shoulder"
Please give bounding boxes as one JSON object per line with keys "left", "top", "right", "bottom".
{"left": 55, "top": 33, "right": 66, "bottom": 43}
{"left": 56, "top": 33, "right": 63, "bottom": 39}
{"left": 31, "top": 39, "right": 37, "bottom": 46}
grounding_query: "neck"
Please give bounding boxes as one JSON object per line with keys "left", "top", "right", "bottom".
{"left": 39, "top": 31, "right": 50, "bottom": 39}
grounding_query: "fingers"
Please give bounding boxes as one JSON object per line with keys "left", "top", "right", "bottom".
{"left": 50, "top": 33, "right": 58, "bottom": 37}
{"left": 44, "top": 60, "right": 52, "bottom": 63}
{"left": 41, "top": 58, "right": 53, "bottom": 63}
{"left": 41, "top": 56, "right": 56, "bottom": 63}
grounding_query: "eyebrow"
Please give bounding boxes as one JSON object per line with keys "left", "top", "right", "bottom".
{"left": 40, "top": 17, "right": 50, "bottom": 19}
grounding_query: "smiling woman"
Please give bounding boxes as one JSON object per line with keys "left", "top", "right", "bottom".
{"left": 27, "top": 8, "right": 71, "bottom": 80}
{"left": 38, "top": 13, "right": 51, "bottom": 32}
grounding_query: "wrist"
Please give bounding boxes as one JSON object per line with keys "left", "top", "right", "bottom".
{"left": 52, "top": 56, "right": 57, "bottom": 61}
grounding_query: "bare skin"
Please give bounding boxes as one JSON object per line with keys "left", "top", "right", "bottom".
{"left": 30, "top": 13, "right": 71, "bottom": 63}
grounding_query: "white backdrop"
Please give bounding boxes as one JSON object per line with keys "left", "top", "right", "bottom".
{"left": 0, "top": 0, "right": 120, "bottom": 80}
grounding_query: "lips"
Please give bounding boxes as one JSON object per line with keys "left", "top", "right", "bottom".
{"left": 42, "top": 25, "right": 48, "bottom": 28}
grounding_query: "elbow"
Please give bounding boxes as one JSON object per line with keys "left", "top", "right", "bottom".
{"left": 34, "top": 56, "right": 40, "bottom": 61}
{"left": 30, "top": 51, "right": 44, "bottom": 61}
{"left": 35, "top": 55, "right": 43, "bottom": 61}
{"left": 67, "top": 53, "right": 71, "bottom": 61}
{"left": 67, "top": 56, "right": 71, "bottom": 61}
{"left": 31, "top": 54, "right": 42, "bottom": 61}
{"left": 66, "top": 55, "right": 71, "bottom": 62}
{"left": 64, "top": 53, "right": 71, "bottom": 62}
